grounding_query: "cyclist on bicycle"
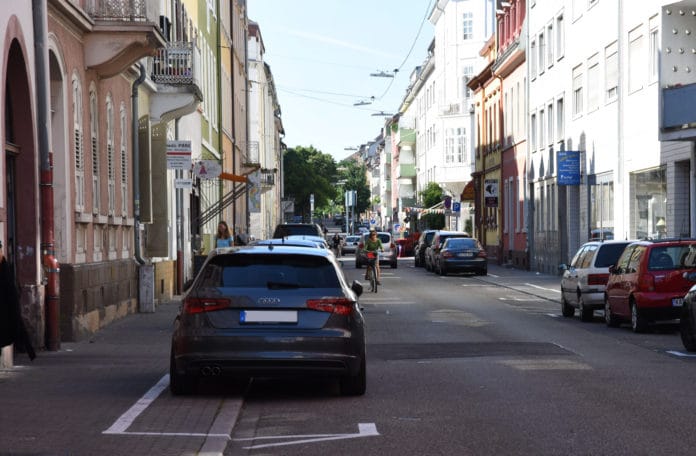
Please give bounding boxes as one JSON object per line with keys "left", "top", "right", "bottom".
{"left": 364, "top": 229, "right": 383, "bottom": 285}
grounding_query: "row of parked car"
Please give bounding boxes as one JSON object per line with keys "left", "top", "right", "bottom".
{"left": 559, "top": 237, "right": 696, "bottom": 351}
{"left": 413, "top": 229, "right": 488, "bottom": 276}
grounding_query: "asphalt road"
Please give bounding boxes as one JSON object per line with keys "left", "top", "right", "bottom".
{"left": 2, "top": 255, "right": 696, "bottom": 455}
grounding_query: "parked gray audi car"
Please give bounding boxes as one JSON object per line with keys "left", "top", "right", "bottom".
{"left": 170, "top": 245, "right": 366, "bottom": 396}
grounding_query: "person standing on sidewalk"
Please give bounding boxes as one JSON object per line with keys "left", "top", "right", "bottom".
{"left": 215, "top": 221, "right": 234, "bottom": 248}
{"left": 0, "top": 241, "right": 35, "bottom": 360}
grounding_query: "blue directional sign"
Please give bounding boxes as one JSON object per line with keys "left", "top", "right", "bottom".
{"left": 557, "top": 151, "right": 580, "bottom": 185}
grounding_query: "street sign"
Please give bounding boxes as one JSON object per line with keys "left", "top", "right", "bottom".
{"left": 174, "top": 178, "right": 192, "bottom": 189}
{"left": 453, "top": 202, "right": 461, "bottom": 213}
{"left": 166, "top": 140, "right": 191, "bottom": 169}
{"left": 484, "top": 179, "right": 499, "bottom": 208}
{"left": 193, "top": 160, "right": 222, "bottom": 179}
{"left": 557, "top": 151, "right": 581, "bottom": 185}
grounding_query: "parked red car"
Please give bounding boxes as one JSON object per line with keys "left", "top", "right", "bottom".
{"left": 604, "top": 239, "right": 696, "bottom": 332}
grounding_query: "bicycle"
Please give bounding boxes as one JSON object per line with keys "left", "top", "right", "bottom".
{"left": 365, "top": 251, "right": 378, "bottom": 293}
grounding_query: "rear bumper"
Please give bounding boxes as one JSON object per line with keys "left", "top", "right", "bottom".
{"left": 635, "top": 292, "right": 686, "bottom": 320}
{"left": 172, "top": 332, "right": 365, "bottom": 378}
{"left": 442, "top": 258, "right": 487, "bottom": 271}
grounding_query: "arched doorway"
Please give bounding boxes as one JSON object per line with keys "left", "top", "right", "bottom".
{"left": 5, "top": 39, "right": 39, "bottom": 344}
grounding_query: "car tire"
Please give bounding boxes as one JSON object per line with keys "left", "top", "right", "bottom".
{"left": 604, "top": 296, "right": 620, "bottom": 327}
{"left": 578, "top": 295, "right": 593, "bottom": 322}
{"left": 169, "top": 351, "right": 196, "bottom": 396}
{"left": 680, "top": 302, "right": 696, "bottom": 352}
{"left": 630, "top": 300, "right": 648, "bottom": 333}
{"left": 561, "top": 295, "right": 575, "bottom": 318}
{"left": 340, "top": 355, "right": 366, "bottom": 396}
{"left": 439, "top": 262, "right": 447, "bottom": 276}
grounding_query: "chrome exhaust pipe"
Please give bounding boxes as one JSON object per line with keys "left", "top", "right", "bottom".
{"left": 211, "top": 366, "right": 221, "bottom": 376}
{"left": 201, "top": 366, "right": 212, "bottom": 376}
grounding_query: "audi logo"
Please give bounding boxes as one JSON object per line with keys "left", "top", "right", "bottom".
{"left": 257, "top": 297, "right": 281, "bottom": 305}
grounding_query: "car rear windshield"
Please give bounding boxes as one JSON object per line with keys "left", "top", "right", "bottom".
{"left": 273, "top": 225, "right": 321, "bottom": 238}
{"left": 197, "top": 254, "right": 340, "bottom": 288}
{"left": 595, "top": 243, "right": 630, "bottom": 267}
{"left": 647, "top": 245, "right": 696, "bottom": 271}
{"left": 445, "top": 238, "right": 477, "bottom": 249}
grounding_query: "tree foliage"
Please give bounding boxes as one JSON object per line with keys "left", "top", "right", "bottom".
{"left": 419, "top": 182, "right": 445, "bottom": 229}
{"left": 336, "top": 159, "right": 370, "bottom": 216}
{"left": 283, "top": 146, "right": 337, "bottom": 220}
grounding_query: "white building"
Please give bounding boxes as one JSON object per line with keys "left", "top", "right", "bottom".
{"left": 528, "top": 0, "right": 694, "bottom": 272}
{"left": 428, "top": 0, "right": 496, "bottom": 230}
{"left": 248, "top": 21, "right": 284, "bottom": 240}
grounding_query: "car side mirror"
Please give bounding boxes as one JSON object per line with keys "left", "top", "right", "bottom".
{"left": 351, "top": 280, "right": 363, "bottom": 297}
{"left": 558, "top": 263, "right": 568, "bottom": 272}
{"left": 608, "top": 265, "right": 616, "bottom": 274}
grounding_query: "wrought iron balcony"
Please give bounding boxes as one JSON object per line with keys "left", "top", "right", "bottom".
{"left": 151, "top": 43, "right": 197, "bottom": 85}
{"left": 260, "top": 169, "right": 276, "bottom": 187}
{"left": 83, "top": 0, "right": 165, "bottom": 78}
{"left": 242, "top": 141, "right": 260, "bottom": 167}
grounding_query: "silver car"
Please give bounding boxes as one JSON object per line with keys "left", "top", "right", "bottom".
{"left": 341, "top": 235, "right": 361, "bottom": 255}
{"left": 170, "top": 245, "right": 366, "bottom": 396}
{"left": 559, "top": 240, "right": 632, "bottom": 321}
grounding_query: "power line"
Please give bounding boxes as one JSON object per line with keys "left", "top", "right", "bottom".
{"left": 276, "top": 85, "right": 374, "bottom": 100}
{"left": 376, "top": 0, "right": 435, "bottom": 101}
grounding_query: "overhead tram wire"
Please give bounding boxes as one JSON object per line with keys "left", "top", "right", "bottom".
{"left": 375, "top": 0, "right": 435, "bottom": 101}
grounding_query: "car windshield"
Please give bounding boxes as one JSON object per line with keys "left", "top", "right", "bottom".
{"left": 595, "top": 243, "right": 630, "bottom": 267}
{"left": 197, "top": 254, "right": 340, "bottom": 288}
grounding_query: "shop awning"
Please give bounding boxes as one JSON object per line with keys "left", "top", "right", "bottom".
{"left": 461, "top": 180, "right": 475, "bottom": 202}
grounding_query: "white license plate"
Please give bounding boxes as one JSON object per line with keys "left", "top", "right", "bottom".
{"left": 673, "top": 298, "right": 684, "bottom": 307}
{"left": 457, "top": 252, "right": 473, "bottom": 257}
{"left": 240, "top": 310, "right": 298, "bottom": 323}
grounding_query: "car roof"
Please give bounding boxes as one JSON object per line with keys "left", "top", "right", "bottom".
{"left": 254, "top": 238, "right": 324, "bottom": 248}
{"left": 211, "top": 244, "right": 332, "bottom": 257}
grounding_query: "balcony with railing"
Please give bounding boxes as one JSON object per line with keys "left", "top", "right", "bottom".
{"left": 149, "top": 42, "right": 203, "bottom": 124}
{"left": 82, "top": 0, "right": 166, "bottom": 78}
{"left": 259, "top": 168, "right": 276, "bottom": 188}
{"left": 243, "top": 141, "right": 261, "bottom": 168}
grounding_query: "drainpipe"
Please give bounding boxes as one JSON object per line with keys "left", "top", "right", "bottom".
{"left": 33, "top": 0, "right": 60, "bottom": 351}
{"left": 132, "top": 63, "right": 147, "bottom": 265}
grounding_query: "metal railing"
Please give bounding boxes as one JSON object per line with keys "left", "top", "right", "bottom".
{"left": 242, "top": 141, "right": 260, "bottom": 167}
{"left": 85, "top": 0, "right": 150, "bottom": 22}
{"left": 150, "top": 43, "right": 195, "bottom": 85}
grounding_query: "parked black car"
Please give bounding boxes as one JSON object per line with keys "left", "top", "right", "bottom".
{"left": 170, "top": 245, "right": 366, "bottom": 396}
{"left": 414, "top": 229, "right": 438, "bottom": 268}
{"left": 425, "top": 231, "right": 470, "bottom": 272}
{"left": 435, "top": 237, "right": 487, "bottom": 276}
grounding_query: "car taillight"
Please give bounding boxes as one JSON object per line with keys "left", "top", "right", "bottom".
{"left": 477, "top": 250, "right": 487, "bottom": 258}
{"left": 390, "top": 242, "right": 396, "bottom": 250}
{"left": 441, "top": 250, "right": 454, "bottom": 259}
{"left": 307, "top": 298, "right": 354, "bottom": 315}
{"left": 183, "top": 297, "right": 232, "bottom": 314}
{"left": 358, "top": 242, "right": 364, "bottom": 249}
{"left": 587, "top": 273, "right": 609, "bottom": 286}
{"left": 638, "top": 273, "right": 655, "bottom": 292}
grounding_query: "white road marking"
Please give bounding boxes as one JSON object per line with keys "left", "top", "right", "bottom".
{"left": 525, "top": 283, "right": 561, "bottom": 293}
{"left": 233, "top": 423, "right": 379, "bottom": 450}
{"left": 103, "top": 374, "right": 169, "bottom": 434}
{"left": 487, "top": 273, "right": 499, "bottom": 278}
{"left": 667, "top": 350, "right": 696, "bottom": 358}
{"left": 198, "top": 398, "right": 244, "bottom": 455}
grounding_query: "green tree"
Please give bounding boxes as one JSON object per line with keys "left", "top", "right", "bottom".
{"left": 336, "top": 158, "right": 370, "bottom": 215}
{"left": 419, "top": 182, "right": 445, "bottom": 229}
{"left": 283, "top": 146, "right": 337, "bottom": 221}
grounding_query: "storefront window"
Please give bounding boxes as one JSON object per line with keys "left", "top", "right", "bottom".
{"left": 590, "top": 178, "right": 613, "bottom": 240}
{"left": 631, "top": 168, "right": 667, "bottom": 239}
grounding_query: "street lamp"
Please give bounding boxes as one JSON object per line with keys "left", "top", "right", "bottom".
{"left": 370, "top": 70, "right": 397, "bottom": 78}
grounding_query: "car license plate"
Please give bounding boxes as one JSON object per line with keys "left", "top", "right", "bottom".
{"left": 457, "top": 252, "right": 473, "bottom": 257}
{"left": 240, "top": 310, "right": 298, "bottom": 323}
{"left": 673, "top": 298, "right": 684, "bottom": 307}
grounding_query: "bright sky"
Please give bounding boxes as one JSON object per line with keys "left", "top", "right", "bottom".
{"left": 247, "top": 0, "right": 436, "bottom": 162}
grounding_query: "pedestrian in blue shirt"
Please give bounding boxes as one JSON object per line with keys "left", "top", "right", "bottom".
{"left": 216, "top": 221, "right": 233, "bottom": 248}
